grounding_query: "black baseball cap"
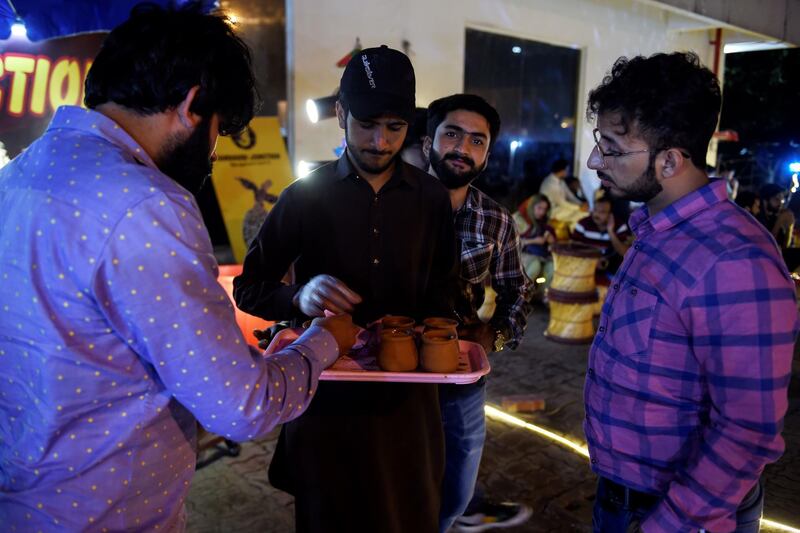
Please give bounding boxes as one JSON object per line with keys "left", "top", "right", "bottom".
{"left": 339, "top": 45, "right": 415, "bottom": 123}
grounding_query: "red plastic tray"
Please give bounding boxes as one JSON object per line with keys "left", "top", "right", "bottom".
{"left": 264, "top": 328, "right": 490, "bottom": 384}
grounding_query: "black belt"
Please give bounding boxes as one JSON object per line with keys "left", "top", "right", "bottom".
{"left": 600, "top": 478, "right": 661, "bottom": 510}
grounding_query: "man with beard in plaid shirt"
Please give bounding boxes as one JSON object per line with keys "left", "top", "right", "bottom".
{"left": 421, "top": 94, "right": 531, "bottom": 532}
{"left": 584, "top": 52, "right": 798, "bottom": 533}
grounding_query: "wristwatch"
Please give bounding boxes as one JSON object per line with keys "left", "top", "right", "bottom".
{"left": 493, "top": 329, "right": 506, "bottom": 352}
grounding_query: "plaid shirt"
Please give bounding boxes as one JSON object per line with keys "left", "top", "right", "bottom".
{"left": 454, "top": 186, "right": 529, "bottom": 348}
{"left": 584, "top": 179, "right": 798, "bottom": 532}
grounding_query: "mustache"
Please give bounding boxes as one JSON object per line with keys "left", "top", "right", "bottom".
{"left": 597, "top": 171, "right": 614, "bottom": 184}
{"left": 443, "top": 153, "right": 475, "bottom": 167}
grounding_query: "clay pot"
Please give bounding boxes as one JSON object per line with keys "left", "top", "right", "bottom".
{"left": 422, "top": 317, "right": 459, "bottom": 336}
{"left": 420, "top": 330, "right": 460, "bottom": 373}
{"left": 381, "top": 315, "right": 415, "bottom": 333}
{"left": 377, "top": 330, "right": 419, "bottom": 372}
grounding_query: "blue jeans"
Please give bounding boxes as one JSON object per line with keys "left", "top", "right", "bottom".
{"left": 592, "top": 477, "right": 764, "bottom": 533}
{"left": 438, "top": 377, "right": 487, "bottom": 533}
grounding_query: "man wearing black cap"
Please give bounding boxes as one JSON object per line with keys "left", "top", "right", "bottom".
{"left": 234, "top": 45, "right": 457, "bottom": 532}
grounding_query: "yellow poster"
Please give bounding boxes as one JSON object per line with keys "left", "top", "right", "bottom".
{"left": 211, "top": 117, "right": 293, "bottom": 262}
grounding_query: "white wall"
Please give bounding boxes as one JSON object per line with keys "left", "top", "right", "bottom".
{"left": 288, "top": 0, "right": 714, "bottom": 192}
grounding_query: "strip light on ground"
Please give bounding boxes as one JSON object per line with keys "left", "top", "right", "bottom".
{"left": 483, "top": 404, "right": 800, "bottom": 533}
{"left": 761, "top": 519, "right": 800, "bottom": 533}
{"left": 484, "top": 404, "right": 589, "bottom": 458}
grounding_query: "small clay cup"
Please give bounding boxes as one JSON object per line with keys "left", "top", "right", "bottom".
{"left": 422, "top": 317, "right": 459, "bottom": 337}
{"left": 381, "top": 315, "right": 415, "bottom": 333}
{"left": 420, "top": 330, "right": 460, "bottom": 373}
{"left": 377, "top": 330, "right": 419, "bottom": 372}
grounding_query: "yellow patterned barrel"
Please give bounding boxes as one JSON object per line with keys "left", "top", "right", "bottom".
{"left": 550, "top": 243, "right": 602, "bottom": 293}
{"left": 545, "top": 288, "right": 597, "bottom": 344}
{"left": 549, "top": 219, "right": 572, "bottom": 242}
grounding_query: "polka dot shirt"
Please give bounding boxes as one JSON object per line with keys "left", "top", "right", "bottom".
{"left": 0, "top": 106, "right": 338, "bottom": 530}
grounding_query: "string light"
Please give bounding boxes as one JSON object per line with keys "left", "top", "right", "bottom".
{"left": 484, "top": 404, "right": 800, "bottom": 532}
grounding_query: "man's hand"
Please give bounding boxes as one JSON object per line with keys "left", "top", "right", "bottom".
{"left": 312, "top": 314, "right": 358, "bottom": 361}
{"left": 458, "top": 322, "right": 496, "bottom": 353}
{"left": 606, "top": 213, "right": 616, "bottom": 234}
{"left": 294, "top": 274, "right": 362, "bottom": 317}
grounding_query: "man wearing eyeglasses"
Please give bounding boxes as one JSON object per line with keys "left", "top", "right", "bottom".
{"left": 583, "top": 52, "right": 798, "bottom": 533}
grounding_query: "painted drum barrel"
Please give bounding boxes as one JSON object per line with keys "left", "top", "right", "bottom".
{"left": 545, "top": 288, "right": 598, "bottom": 344}
{"left": 549, "top": 242, "right": 602, "bottom": 294}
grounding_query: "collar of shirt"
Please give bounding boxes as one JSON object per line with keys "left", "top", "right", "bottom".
{"left": 333, "top": 150, "right": 419, "bottom": 190}
{"left": 455, "top": 185, "right": 482, "bottom": 217}
{"left": 47, "top": 105, "right": 158, "bottom": 170}
{"left": 628, "top": 178, "right": 726, "bottom": 238}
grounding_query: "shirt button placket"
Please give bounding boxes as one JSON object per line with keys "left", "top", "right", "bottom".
{"left": 369, "top": 194, "right": 381, "bottom": 281}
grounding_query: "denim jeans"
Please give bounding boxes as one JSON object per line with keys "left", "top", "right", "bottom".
{"left": 438, "top": 377, "right": 487, "bottom": 533}
{"left": 592, "top": 477, "right": 764, "bottom": 533}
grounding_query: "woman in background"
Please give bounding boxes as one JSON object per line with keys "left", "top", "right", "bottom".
{"left": 514, "top": 194, "right": 555, "bottom": 289}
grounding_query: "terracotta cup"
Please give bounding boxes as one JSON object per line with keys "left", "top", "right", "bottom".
{"left": 381, "top": 315, "right": 415, "bottom": 333}
{"left": 422, "top": 317, "right": 459, "bottom": 337}
{"left": 377, "top": 330, "right": 419, "bottom": 372}
{"left": 420, "top": 330, "right": 460, "bottom": 373}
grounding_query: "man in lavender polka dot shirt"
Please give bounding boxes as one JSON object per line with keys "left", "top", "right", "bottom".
{"left": 0, "top": 5, "right": 357, "bottom": 531}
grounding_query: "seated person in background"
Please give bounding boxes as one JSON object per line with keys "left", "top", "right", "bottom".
{"left": 721, "top": 167, "right": 739, "bottom": 200}
{"left": 514, "top": 194, "right": 555, "bottom": 285}
{"left": 565, "top": 175, "right": 587, "bottom": 203}
{"left": 734, "top": 190, "right": 760, "bottom": 218}
{"left": 758, "top": 183, "right": 795, "bottom": 248}
{"left": 539, "top": 158, "right": 588, "bottom": 226}
{"left": 571, "top": 191, "right": 632, "bottom": 284}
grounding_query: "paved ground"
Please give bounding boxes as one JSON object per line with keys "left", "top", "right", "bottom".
{"left": 186, "top": 306, "right": 800, "bottom": 532}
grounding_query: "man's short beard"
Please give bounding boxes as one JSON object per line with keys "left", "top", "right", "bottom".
{"left": 429, "top": 147, "right": 485, "bottom": 190}
{"left": 345, "top": 124, "right": 398, "bottom": 175}
{"left": 600, "top": 152, "right": 662, "bottom": 203}
{"left": 157, "top": 118, "right": 213, "bottom": 194}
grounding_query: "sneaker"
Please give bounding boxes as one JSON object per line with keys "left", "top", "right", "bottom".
{"left": 453, "top": 501, "right": 533, "bottom": 532}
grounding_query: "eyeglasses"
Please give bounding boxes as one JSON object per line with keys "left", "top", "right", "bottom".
{"left": 592, "top": 128, "right": 691, "bottom": 169}
{"left": 592, "top": 129, "right": 649, "bottom": 166}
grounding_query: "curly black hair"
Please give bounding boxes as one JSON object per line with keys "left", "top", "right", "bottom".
{"left": 587, "top": 52, "right": 721, "bottom": 165}
{"left": 85, "top": 2, "right": 259, "bottom": 136}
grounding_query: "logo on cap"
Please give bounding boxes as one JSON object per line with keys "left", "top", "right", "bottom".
{"left": 361, "top": 54, "right": 376, "bottom": 89}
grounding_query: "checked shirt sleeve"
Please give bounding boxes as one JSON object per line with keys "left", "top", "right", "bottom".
{"left": 642, "top": 249, "right": 797, "bottom": 533}
{"left": 489, "top": 211, "right": 531, "bottom": 349}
